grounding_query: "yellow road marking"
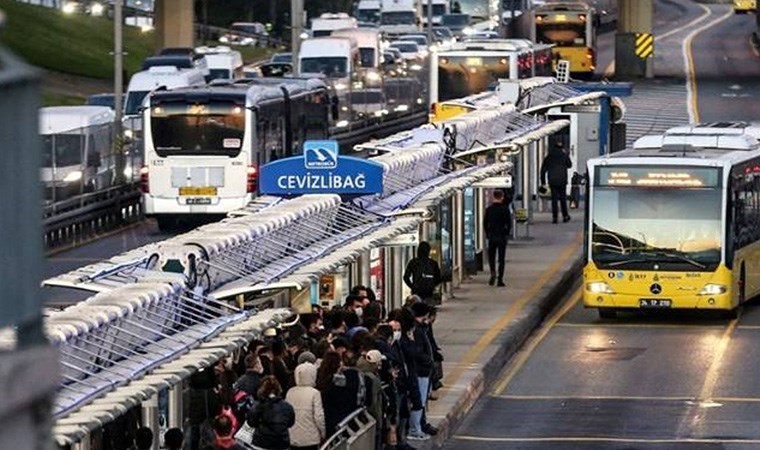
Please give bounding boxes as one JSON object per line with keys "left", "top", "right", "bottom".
{"left": 453, "top": 435, "right": 760, "bottom": 444}
{"left": 441, "top": 233, "right": 582, "bottom": 389}
{"left": 491, "top": 287, "right": 582, "bottom": 395}
{"left": 600, "top": 5, "right": 712, "bottom": 78}
{"left": 699, "top": 316, "right": 739, "bottom": 400}
{"left": 45, "top": 221, "right": 145, "bottom": 257}
{"left": 684, "top": 5, "right": 734, "bottom": 123}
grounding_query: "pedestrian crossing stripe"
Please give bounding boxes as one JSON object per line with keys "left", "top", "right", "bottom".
{"left": 635, "top": 33, "right": 654, "bottom": 59}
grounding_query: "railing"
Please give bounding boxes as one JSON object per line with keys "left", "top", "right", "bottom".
{"left": 43, "top": 183, "right": 142, "bottom": 250}
{"left": 320, "top": 408, "right": 377, "bottom": 450}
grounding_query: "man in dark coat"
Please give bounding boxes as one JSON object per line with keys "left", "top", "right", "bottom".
{"left": 403, "top": 241, "right": 442, "bottom": 305}
{"left": 484, "top": 189, "right": 512, "bottom": 286}
{"left": 540, "top": 141, "right": 573, "bottom": 223}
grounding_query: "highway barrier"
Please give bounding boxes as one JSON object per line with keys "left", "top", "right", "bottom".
{"left": 319, "top": 408, "right": 377, "bottom": 450}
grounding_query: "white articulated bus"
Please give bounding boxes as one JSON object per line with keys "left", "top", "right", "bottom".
{"left": 140, "top": 80, "right": 331, "bottom": 229}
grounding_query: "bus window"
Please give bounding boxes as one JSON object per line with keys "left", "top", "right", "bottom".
{"left": 151, "top": 101, "right": 245, "bottom": 157}
{"left": 536, "top": 21, "right": 587, "bottom": 46}
{"left": 437, "top": 55, "right": 511, "bottom": 102}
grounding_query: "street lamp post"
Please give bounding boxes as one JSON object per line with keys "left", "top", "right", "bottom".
{"left": 113, "top": 0, "right": 125, "bottom": 184}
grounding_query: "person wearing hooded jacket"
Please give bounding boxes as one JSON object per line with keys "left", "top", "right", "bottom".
{"left": 285, "top": 363, "right": 326, "bottom": 450}
{"left": 540, "top": 141, "right": 573, "bottom": 223}
{"left": 403, "top": 242, "right": 442, "bottom": 305}
{"left": 246, "top": 376, "right": 295, "bottom": 450}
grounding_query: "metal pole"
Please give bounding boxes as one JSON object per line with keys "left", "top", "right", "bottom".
{"left": 291, "top": 0, "right": 304, "bottom": 76}
{"left": 426, "top": 0, "right": 434, "bottom": 47}
{"left": 142, "top": 396, "right": 160, "bottom": 450}
{"left": 168, "top": 384, "right": 184, "bottom": 429}
{"left": 114, "top": 0, "right": 125, "bottom": 184}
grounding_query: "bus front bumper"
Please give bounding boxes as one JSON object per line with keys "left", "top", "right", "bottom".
{"left": 583, "top": 291, "right": 733, "bottom": 310}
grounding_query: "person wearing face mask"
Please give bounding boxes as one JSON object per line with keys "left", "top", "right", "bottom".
{"left": 344, "top": 294, "right": 365, "bottom": 322}
{"left": 408, "top": 302, "right": 435, "bottom": 441}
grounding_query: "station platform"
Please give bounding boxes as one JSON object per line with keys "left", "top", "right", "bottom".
{"left": 420, "top": 211, "right": 584, "bottom": 449}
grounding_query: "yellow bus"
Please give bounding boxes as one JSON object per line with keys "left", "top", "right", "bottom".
{"left": 531, "top": 2, "right": 596, "bottom": 77}
{"left": 733, "top": 0, "right": 756, "bottom": 14}
{"left": 584, "top": 129, "right": 760, "bottom": 318}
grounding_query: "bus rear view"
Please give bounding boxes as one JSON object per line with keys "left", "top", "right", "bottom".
{"left": 141, "top": 87, "right": 254, "bottom": 229}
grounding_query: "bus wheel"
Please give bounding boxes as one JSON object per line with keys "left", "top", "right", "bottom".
{"left": 598, "top": 308, "right": 617, "bottom": 319}
{"left": 721, "top": 308, "right": 739, "bottom": 320}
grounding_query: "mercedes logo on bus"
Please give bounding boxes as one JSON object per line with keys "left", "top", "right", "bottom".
{"left": 650, "top": 283, "right": 663, "bottom": 295}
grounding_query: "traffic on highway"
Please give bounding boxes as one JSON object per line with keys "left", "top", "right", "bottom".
{"left": 0, "top": 0, "right": 759, "bottom": 450}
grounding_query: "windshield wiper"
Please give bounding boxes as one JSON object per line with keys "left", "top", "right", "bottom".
{"left": 606, "top": 258, "right": 651, "bottom": 268}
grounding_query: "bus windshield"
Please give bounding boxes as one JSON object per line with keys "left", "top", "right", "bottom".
{"left": 536, "top": 22, "right": 587, "bottom": 46}
{"left": 423, "top": 4, "right": 448, "bottom": 16}
{"left": 151, "top": 101, "right": 246, "bottom": 157}
{"left": 359, "top": 48, "right": 375, "bottom": 68}
{"left": 381, "top": 11, "right": 416, "bottom": 25}
{"left": 437, "top": 55, "right": 510, "bottom": 101}
{"left": 125, "top": 91, "right": 149, "bottom": 116}
{"left": 300, "top": 57, "right": 348, "bottom": 77}
{"left": 42, "top": 134, "right": 83, "bottom": 167}
{"left": 591, "top": 186, "right": 722, "bottom": 271}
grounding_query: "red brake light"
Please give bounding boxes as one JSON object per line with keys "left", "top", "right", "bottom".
{"left": 139, "top": 166, "right": 149, "bottom": 193}
{"left": 247, "top": 165, "right": 258, "bottom": 193}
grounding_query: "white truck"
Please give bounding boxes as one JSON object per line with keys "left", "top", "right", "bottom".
{"left": 39, "top": 106, "right": 115, "bottom": 201}
{"left": 380, "top": 0, "right": 420, "bottom": 37}
{"left": 310, "top": 13, "right": 358, "bottom": 37}
{"left": 331, "top": 28, "right": 383, "bottom": 86}
{"left": 422, "top": 0, "right": 450, "bottom": 25}
{"left": 356, "top": 0, "right": 381, "bottom": 23}
{"left": 195, "top": 46, "right": 244, "bottom": 81}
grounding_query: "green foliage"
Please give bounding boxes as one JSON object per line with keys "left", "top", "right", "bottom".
{"left": 0, "top": 0, "right": 154, "bottom": 79}
{"left": 42, "top": 92, "right": 85, "bottom": 106}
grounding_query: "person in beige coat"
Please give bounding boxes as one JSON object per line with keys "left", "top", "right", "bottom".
{"left": 285, "top": 362, "right": 326, "bottom": 450}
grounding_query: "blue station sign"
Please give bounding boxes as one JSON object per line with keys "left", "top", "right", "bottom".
{"left": 259, "top": 140, "right": 384, "bottom": 196}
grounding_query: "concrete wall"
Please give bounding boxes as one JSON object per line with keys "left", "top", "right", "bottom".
{"left": 153, "top": 0, "right": 195, "bottom": 49}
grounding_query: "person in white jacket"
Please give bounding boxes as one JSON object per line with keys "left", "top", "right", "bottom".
{"left": 286, "top": 362, "right": 326, "bottom": 450}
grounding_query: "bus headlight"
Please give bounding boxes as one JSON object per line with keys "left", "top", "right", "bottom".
{"left": 462, "top": 26, "right": 475, "bottom": 36}
{"left": 410, "top": 63, "right": 423, "bottom": 71}
{"left": 586, "top": 281, "right": 614, "bottom": 294}
{"left": 63, "top": 170, "right": 83, "bottom": 183}
{"left": 698, "top": 283, "right": 727, "bottom": 295}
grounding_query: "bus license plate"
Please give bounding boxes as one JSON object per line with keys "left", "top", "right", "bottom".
{"left": 186, "top": 198, "right": 212, "bottom": 205}
{"left": 179, "top": 186, "right": 217, "bottom": 196}
{"left": 640, "top": 299, "right": 672, "bottom": 308}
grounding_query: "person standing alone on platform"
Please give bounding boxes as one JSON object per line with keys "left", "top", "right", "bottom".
{"left": 540, "top": 141, "right": 573, "bottom": 224}
{"left": 484, "top": 190, "right": 512, "bottom": 287}
{"left": 403, "top": 242, "right": 442, "bottom": 305}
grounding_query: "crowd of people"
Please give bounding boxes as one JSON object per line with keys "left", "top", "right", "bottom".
{"left": 129, "top": 284, "right": 445, "bottom": 450}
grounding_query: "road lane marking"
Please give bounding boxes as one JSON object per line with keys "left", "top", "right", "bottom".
{"left": 452, "top": 435, "right": 760, "bottom": 444}
{"left": 683, "top": 5, "right": 734, "bottom": 123}
{"left": 699, "top": 317, "right": 739, "bottom": 401}
{"left": 47, "top": 257, "right": 103, "bottom": 262}
{"left": 492, "top": 394, "right": 694, "bottom": 401}
{"left": 491, "top": 286, "right": 582, "bottom": 395}
{"left": 555, "top": 322, "right": 725, "bottom": 330}
{"left": 601, "top": 5, "right": 713, "bottom": 78}
{"left": 441, "top": 233, "right": 582, "bottom": 389}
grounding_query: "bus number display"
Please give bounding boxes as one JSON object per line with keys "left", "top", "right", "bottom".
{"left": 597, "top": 167, "right": 720, "bottom": 188}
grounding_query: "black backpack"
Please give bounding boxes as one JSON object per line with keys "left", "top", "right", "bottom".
{"left": 413, "top": 259, "right": 438, "bottom": 296}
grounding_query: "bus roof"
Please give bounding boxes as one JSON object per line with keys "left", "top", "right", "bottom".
{"left": 665, "top": 122, "right": 760, "bottom": 141}
{"left": 39, "top": 106, "right": 114, "bottom": 134}
{"left": 589, "top": 133, "right": 760, "bottom": 168}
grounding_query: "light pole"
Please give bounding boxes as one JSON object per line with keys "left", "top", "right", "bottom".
{"left": 291, "top": 0, "right": 304, "bottom": 76}
{"left": 113, "top": 0, "right": 125, "bottom": 183}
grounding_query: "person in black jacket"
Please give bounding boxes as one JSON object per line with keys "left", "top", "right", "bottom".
{"left": 484, "top": 189, "right": 512, "bottom": 287}
{"left": 403, "top": 242, "right": 442, "bottom": 305}
{"left": 407, "top": 302, "right": 434, "bottom": 441}
{"left": 540, "top": 141, "right": 573, "bottom": 224}
{"left": 246, "top": 376, "right": 296, "bottom": 450}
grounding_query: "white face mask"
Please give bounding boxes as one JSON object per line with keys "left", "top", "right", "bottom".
{"left": 392, "top": 330, "right": 402, "bottom": 343}
{"left": 355, "top": 307, "right": 363, "bottom": 318}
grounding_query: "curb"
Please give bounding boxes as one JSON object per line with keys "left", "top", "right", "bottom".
{"left": 423, "top": 253, "right": 584, "bottom": 449}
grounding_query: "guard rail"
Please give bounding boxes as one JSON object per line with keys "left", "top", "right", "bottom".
{"left": 43, "top": 183, "right": 142, "bottom": 249}
{"left": 320, "top": 408, "right": 377, "bottom": 450}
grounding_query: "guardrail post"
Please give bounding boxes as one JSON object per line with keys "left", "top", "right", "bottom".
{"left": 0, "top": 31, "right": 58, "bottom": 450}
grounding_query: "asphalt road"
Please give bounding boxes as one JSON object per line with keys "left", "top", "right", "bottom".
{"left": 444, "top": 2, "right": 760, "bottom": 449}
